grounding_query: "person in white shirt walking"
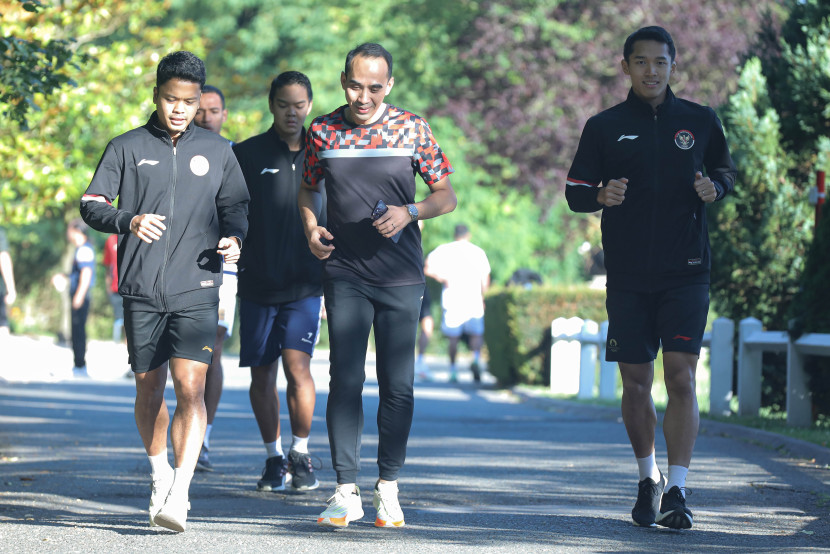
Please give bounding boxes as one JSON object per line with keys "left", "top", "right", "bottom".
{"left": 425, "top": 224, "right": 490, "bottom": 382}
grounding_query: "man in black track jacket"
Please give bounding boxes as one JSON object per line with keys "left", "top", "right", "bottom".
{"left": 80, "top": 51, "right": 249, "bottom": 533}
{"left": 233, "top": 71, "right": 324, "bottom": 494}
{"left": 566, "top": 27, "right": 736, "bottom": 531}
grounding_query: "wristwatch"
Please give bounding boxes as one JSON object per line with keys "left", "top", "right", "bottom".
{"left": 405, "top": 203, "right": 419, "bottom": 222}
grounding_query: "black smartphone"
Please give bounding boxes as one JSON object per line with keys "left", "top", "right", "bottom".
{"left": 371, "top": 200, "right": 400, "bottom": 243}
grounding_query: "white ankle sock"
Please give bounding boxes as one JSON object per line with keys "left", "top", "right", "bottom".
{"left": 636, "top": 452, "right": 661, "bottom": 482}
{"left": 203, "top": 424, "right": 212, "bottom": 449}
{"left": 290, "top": 435, "right": 309, "bottom": 454}
{"left": 336, "top": 483, "right": 356, "bottom": 495}
{"left": 666, "top": 465, "right": 689, "bottom": 496}
{"left": 265, "top": 439, "right": 284, "bottom": 459}
{"left": 376, "top": 479, "right": 398, "bottom": 493}
{"left": 148, "top": 450, "right": 173, "bottom": 479}
{"left": 170, "top": 467, "right": 194, "bottom": 498}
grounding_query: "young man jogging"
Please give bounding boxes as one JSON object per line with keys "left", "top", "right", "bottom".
{"left": 193, "top": 84, "right": 236, "bottom": 472}
{"left": 80, "top": 51, "right": 249, "bottom": 532}
{"left": 566, "top": 26, "right": 736, "bottom": 530}
{"left": 300, "top": 42, "right": 457, "bottom": 528}
{"left": 233, "top": 71, "right": 324, "bottom": 492}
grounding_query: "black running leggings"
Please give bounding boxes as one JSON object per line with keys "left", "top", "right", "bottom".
{"left": 323, "top": 279, "right": 422, "bottom": 483}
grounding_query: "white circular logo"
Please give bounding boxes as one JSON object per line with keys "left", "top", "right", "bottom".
{"left": 190, "top": 155, "right": 209, "bottom": 176}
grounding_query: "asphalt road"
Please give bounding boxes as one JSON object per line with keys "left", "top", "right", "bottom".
{"left": 0, "top": 335, "right": 828, "bottom": 552}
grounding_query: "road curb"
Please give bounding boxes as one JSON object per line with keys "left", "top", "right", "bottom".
{"left": 512, "top": 386, "right": 830, "bottom": 467}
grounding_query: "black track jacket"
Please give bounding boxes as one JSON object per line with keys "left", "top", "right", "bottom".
{"left": 566, "top": 87, "right": 737, "bottom": 292}
{"left": 80, "top": 113, "right": 250, "bottom": 312}
{"left": 233, "top": 127, "right": 323, "bottom": 305}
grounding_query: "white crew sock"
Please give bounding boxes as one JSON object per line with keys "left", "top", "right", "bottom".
{"left": 203, "top": 424, "right": 212, "bottom": 450}
{"left": 148, "top": 450, "right": 173, "bottom": 479}
{"left": 290, "top": 435, "right": 309, "bottom": 454}
{"left": 666, "top": 465, "right": 689, "bottom": 497}
{"left": 169, "top": 467, "right": 194, "bottom": 499}
{"left": 636, "top": 452, "right": 662, "bottom": 483}
{"left": 265, "top": 439, "right": 284, "bottom": 459}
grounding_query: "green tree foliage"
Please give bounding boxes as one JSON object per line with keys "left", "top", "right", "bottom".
{"left": 759, "top": 0, "right": 830, "bottom": 167}
{"left": 0, "top": 0, "right": 223, "bottom": 226}
{"left": 442, "top": 0, "right": 785, "bottom": 206}
{"left": 0, "top": 0, "right": 86, "bottom": 127}
{"left": 710, "top": 58, "right": 811, "bottom": 330}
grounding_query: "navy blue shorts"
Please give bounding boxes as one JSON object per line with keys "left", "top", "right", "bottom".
{"left": 238, "top": 296, "right": 322, "bottom": 367}
{"left": 605, "top": 284, "right": 709, "bottom": 364}
{"left": 125, "top": 302, "right": 218, "bottom": 373}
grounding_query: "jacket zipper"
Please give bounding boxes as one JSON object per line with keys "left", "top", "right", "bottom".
{"left": 647, "top": 111, "right": 659, "bottom": 290}
{"left": 160, "top": 143, "right": 177, "bottom": 311}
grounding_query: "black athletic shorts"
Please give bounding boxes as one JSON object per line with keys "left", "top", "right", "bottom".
{"left": 605, "top": 284, "right": 709, "bottom": 364}
{"left": 124, "top": 302, "right": 218, "bottom": 373}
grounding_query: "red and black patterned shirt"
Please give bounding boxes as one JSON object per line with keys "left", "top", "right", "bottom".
{"left": 304, "top": 104, "right": 453, "bottom": 286}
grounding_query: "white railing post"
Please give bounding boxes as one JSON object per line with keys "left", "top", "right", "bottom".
{"left": 709, "top": 317, "right": 734, "bottom": 416}
{"left": 550, "top": 317, "right": 583, "bottom": 395}
{"left": 578, "top": 320, "right": 598, "bottom": 399}
{"left": 786, "top": 337, "right": 813, "bottom": 427}
{"left": 598, "top": 320, "right": 617, "bottom": 400}
{"left": 737, "top": 317, "right": 763, "bottom": 416}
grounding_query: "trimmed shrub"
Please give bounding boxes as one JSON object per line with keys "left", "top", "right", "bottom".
{"left": 484, "top": 285, "right": 606, "bottom": 386}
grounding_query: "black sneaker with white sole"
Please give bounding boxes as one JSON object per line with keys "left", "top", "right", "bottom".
{"left": 287, "top": 449, "right": 320, "bottom": 490}
{"left": 631, "top": 471, "right": 666, "bottom": 527}
{"left": 195, "top": 445, "right": 213, "bottom": 472}
{"left": 656, "top": 486, "right": 693, "bottom": 529}
{"left": 256, "top": 455, "right": 287, "bottom": 491}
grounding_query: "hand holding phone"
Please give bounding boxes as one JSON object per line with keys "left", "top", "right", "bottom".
{"left": 371, "top": 200, "right": 401, "bottom": 243}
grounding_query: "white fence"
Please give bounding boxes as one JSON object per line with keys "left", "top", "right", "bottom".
{"left": 550, "top": 316, "right": 830, "bottom": 427}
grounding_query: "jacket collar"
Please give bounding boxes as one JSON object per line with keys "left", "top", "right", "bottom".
{"left": 266, "top": 125, "right": 306, "bottom": 152}
{"left": 145, "top": 112, "right": 195, "bottom": 144}
{"left": 625, "top": 85, "right": 676, "bottom": 117}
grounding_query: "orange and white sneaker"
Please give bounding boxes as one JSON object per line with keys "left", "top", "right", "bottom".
{"left": 317, "top": 485, "right": 364, "bottom": 528}
{"left": 373, "top": 480, "right": 405, "bottom": 528}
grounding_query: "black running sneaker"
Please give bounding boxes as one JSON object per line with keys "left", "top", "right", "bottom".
{"left": 470, "top": 361, "right": 482, "bottom": 383}
{"left": 195, "top": 445, "right": 213, "bottom": 472}
{"left": 631, "top": 472, "right": 666, "bottom": 527}
{"left": 656, "top": 486, "right": 693, "bottom": 529}
{"left": 256, "top": 455, "right": 287, "bottom": 491}
{"left": 287, "top": 449, "right": 320, "bottom": 491}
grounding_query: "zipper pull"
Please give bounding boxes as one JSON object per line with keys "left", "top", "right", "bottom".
{"left": 292, "top": 163, "right": 295, "bottom": 171}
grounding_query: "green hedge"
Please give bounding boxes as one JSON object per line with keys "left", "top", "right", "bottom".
{"left": 484, "top": 285, "right": 606, "bottom": 386}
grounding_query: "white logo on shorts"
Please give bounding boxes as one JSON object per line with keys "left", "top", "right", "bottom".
{"left": 190, "top": 155, "right": 210, "bottom": 176}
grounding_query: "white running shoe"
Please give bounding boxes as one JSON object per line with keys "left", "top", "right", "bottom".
{"left": 148, "top": 474, "right": 173, "bottom": 527}
{"left": 153, "top": 491, "right": 190, "bottom": 532}
{"left": 373, "top": 480, "right": 405, "bottom": 527}
{"left": 317, "top": 485, "right": 364, "bottom": 528}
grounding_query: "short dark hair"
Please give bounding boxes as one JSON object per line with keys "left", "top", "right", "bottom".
{"left": 68, "top": 218, "right": 88, "bottom": 236}
{"left": 454, "top": 224, "right": 470, "bottom": 239}
{"left": 201, "top": 85, "right": 226, "bottom": 109}
{"left": 623, "top": 26, "right": 676, "bottom": 63}
{"left": 269, "top": 71, "right": 313, "bottom": 104}
{"left": 156, "top": 51, "right": 206, "bottom": 88}
{"left": 344, "top": 43, "right": 393, "bottom": 80}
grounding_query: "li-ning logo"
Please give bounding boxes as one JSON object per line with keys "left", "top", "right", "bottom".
{"left": 674, "top": 130, "right": 695, "bottom": 150}
{"left": 137, "top": 159, "right": 159, "bottom": 166}
{"left": 673, "top": 335, "right": 692, "bottom": 342}
{"left": 202, "top": 346, "right": 213, "bottom": 352}
{"left": 617, "top": 134, "right": 639, "bottom": 142}
{"left": 261, "top": 168, "right": 279, "bottom": 175}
